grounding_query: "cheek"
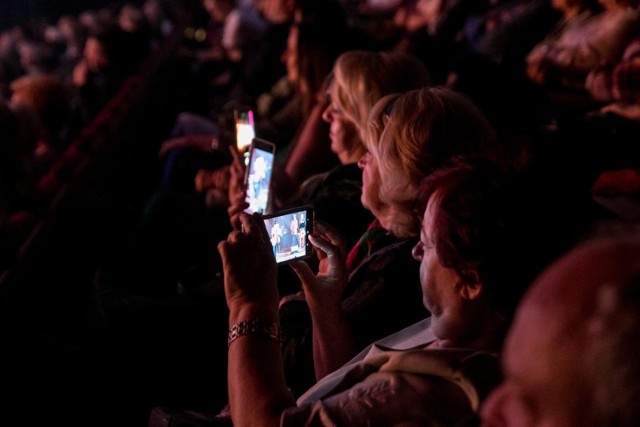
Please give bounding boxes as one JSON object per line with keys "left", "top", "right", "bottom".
{"left": 419, "top": 256, "right": 438, "bottom": 306}
{"left": 481, "top": 384, "right": 535, "bottom": 427}
{"left": 362, "top": 164, "right": 380, "bottom": 195}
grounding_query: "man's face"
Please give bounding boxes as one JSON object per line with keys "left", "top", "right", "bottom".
{"left": 412, "top": 194, "right": 466, "bottom": 340}
{"left": 480, "top": 299, "right": 592, "bottom": 427}
{"left": 479, "top": 239, "right": 636, "bottom": 427}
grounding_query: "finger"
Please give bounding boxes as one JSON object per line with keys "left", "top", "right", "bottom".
{"left": 229, "top": 213, "right": 243, "bottom": 231}
{"left": 251, "top": 212, "right": 272, "bottom": 247}
{"left": 308, "top": 234, "right": 338, "bottom": 258}
{"left": 289, "top": 260, "right": 316, "bottom": 284}
{"left": 217, "top": 240, "right": 230, "bottom": 260}
{"left": 229, "top": 145, "right": 245, "bottom": 168}
{"left": 314, "top": 221, "right": 346, "bottom": 246}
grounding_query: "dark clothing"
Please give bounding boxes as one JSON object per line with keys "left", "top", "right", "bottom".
{"left": 286, "top": 163, "right": 373, "bottom": 249}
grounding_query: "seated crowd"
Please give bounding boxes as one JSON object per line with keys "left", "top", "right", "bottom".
{"left": 2, "top": 0, "right": 640, "bottom": 426}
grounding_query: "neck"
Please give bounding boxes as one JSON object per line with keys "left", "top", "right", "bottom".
{"left": 563, "top": 6, "right": 581, "bottom": 20}
{"left": 431, "top": 310, "right": 507, "bottom": 353}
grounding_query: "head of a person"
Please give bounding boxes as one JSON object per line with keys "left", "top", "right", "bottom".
{"left": 361, "top": 86, "right": 498, "bottom": 237}
{"left": 283, "top": 0, "right": 355, "bottom": 115}
{"left": 551, "top": 0, "right": 601, "bottom": 14}
{"left": 9, "top": 74, "right": 71, "bottom": 145}
{"left": 83, "top": 30, "right": 112, "bottom": 71}
{"left": 256, "top": 0, "right": 297, "bottom": 24}
{"left": 202, "top": 0, "right": 236, "bottom": 22}
{"left": 410, "top": 157, "right": 574, "bottom": 349}
{"left": 281, "top": 21, "right": 345, "bottom": 115}
{"left": 323, "top": 50, "right": 431, "bottom": 165}
{"left": 598, "top": 0, "right": 639, "bottom": 10}
{"left": 481, "top": 231, "right": 640, "bottom": 427}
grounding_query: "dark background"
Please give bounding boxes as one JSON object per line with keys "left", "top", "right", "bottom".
{"left": 0, "top": 0, "right": 145, "bottom": 31}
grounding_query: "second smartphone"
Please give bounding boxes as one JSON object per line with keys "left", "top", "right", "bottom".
{"left": 243, "top": 138, "right": 276, "bottom": 215}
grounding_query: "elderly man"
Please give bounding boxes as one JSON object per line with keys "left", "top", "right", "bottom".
{"left": 481, "top": 231, "right": 640, "bottom": 426}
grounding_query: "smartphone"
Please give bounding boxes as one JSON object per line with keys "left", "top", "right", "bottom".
{"left": 263, "top": 205, "right": 314, "bottom": 264}
{"left": 244, "top": 138, "right": 276, "bottom": 215}
{"left": 234, "top": 108, "right": 255, "bottom": 162}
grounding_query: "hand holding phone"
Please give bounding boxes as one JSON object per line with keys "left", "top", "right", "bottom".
{"left": 263, "top": 205, "right": 314, "bottom": 264}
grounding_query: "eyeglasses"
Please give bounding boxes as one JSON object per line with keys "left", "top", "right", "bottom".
{"left": 383, "top": 98, "right": 396, "bottom": 123}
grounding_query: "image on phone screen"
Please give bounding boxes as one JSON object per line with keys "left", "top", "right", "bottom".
{"left": 263, "top": 206, "right": 314, "bottom": 264}
{"left": 244, "top": 138, "right": 275, "bottom": 214}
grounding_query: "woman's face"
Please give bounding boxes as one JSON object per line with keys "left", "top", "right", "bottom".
{"left": 84, "top": 37, "right": 109, "bottom": 71}
{"left": 282, "top": 25, "right": 299, "bottom": 85}
{"left": 322, "top": 86, "right": 360, "bottom": 164}
{"left": 358, "top": 150, "right": 388, "bottom": 226}
{"left": 412, "top": 193, "right": 467, "bottom": 342}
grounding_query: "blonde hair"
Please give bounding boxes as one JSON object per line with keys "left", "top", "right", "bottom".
{"left": 331, "top": 50, "right": 430, "bottom": 143}
{"left": 366, "top": 86, "right": 498, "bottom": 237}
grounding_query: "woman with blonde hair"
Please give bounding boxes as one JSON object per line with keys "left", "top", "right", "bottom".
{"left": 271, "top": 84, "right": 501, "bottom": 396}
{"left": 362, "top": 86, "right": 498, "bottom": 237}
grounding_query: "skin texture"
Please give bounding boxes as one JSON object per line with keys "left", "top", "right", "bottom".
{"left": 481, "top": 236, "right": 640, "bottom": 427}
{"left": 321, "top": 90, "right": 361, "bottom": 165}
{"left": 357, "top": 150, "right": 390, "bottom": 229}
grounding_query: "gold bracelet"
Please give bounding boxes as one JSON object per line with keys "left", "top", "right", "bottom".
{"left": 228, "top": 319, "right": 282, "bottom": 348}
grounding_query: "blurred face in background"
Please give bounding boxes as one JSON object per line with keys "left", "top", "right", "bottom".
{"left": 84, "top": 36, "right": 109, "bottom": 71}
{"left": 282, "top": 25, "right": 299, "bottom": 85}
{"left": 322, "top": 82, "right": 360, "bottom": 164}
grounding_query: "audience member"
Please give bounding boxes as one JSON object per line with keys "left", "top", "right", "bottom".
{"left": 268, "top": 50, "right": 432, "bottom": 247}
{"left": 391, "top": 0, "right": 489, "bottom": 84}
{"left": 0, "top": 100, "right": 34, "bottom": 269}
{"left": 71, "top": 25, "right": 143, "bottom": 120}
{"left": 526, "top": 0, "right": 601, "bottom": 86}
{"left": 9, "top": 73, "right": 72, "bottom": 177}
{"left": 183, "top": 0, "right": 267, "bottom": 112}
{"left": 525, "top": 0, "right": 640, "bottom": 91}
{"left": 276, "top": 86, "right": 499, "bottom": 396}
{"left": 214, "top": 154, "right": 584, "bottom": 426}
{"left": 461, "top": 0, "right": 559, "bottom": 70}
{"left": 159, "top": 0, "right": 347, "bottom": 195}
{"left": 481, "top": 227, "right": 640, "bottom": 427}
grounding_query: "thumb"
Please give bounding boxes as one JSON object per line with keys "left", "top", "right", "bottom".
{"left": 289, "top": 260, "right": 316, "bottom": 285}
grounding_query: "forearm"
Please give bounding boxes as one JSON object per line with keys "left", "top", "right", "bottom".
{"left": 309, "top": 304, "right": 359, "bottom": 381}
{"left": 227, "top": 304, "right": 296, "bottom": 427}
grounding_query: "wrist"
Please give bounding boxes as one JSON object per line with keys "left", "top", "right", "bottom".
{"left": 228, "top": 302, "right": 279, "bottom": 326}
{"left": 228, "top": 318, "right": 282, "bottom": 348}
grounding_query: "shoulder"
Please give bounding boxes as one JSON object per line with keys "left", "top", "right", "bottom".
{"left": 283, "top": 348, "right": 497, "bottom": 426}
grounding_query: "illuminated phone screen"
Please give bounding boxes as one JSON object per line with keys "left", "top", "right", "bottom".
{"left": 263, "top": 206, "right": 314, "bottom": 264}
{"left": 235, "top": 110, "right": 255, "bottom": 155}
{"left": 244, "top": 138, "right": 275, "bottom": 215}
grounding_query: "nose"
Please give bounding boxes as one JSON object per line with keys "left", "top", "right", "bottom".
{"left": 280, "top": 46, "right": 289, "bottom": 65}
{"left": 321, "top": 102, "right": 332, "bottom": 123}
{"left": 411, "top": 241, "right": 423, "bottom": 261}
{"left": 479, "top": 386, "right": 507, "bottom": 427}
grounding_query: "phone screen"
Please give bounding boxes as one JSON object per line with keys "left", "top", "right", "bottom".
{"left": 244, "top": 138, "right": 275, "bottom": 215}
{"left": 235, "top": 109, "right": 255, "bottom": 160}
{"left": 263, "top": 206, "right": 314, "bottom": 264}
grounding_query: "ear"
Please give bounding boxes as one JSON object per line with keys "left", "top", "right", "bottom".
{"left": 459, "top": 270, "right": 483, "bottom": 301}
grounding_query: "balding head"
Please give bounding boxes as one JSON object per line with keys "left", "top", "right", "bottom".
{"left": 481, "top": 233, "right": 640, "bottom": 427}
